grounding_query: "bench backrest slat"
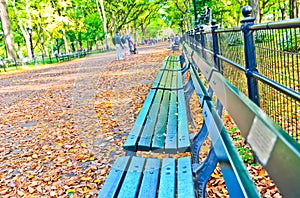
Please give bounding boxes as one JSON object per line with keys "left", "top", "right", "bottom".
{"left": 183, "top": 42, "right": 300, "bottom": 197}
{"left": 209, "top": 71, "right": 300, "bottom": 197}
{"left": 177, "top": 88, "right": 190, "bottom": 152}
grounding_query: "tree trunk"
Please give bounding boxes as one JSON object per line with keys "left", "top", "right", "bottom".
{"left": 62, "top": 30, "right": 69, "bottom": 54}
{"left": 249, "top": 0, "right": 260, "bottom": 23}
{"left": 289, "top": 0, "right": 297, "bottom": 18}
{"left": 0, "top": 0, "right": 18, "bottom": 60}
{"left": 99, "top": 0, "right": 109, "bottom": 50}
{"left": 11, "top": 0, "right": 32, "bottom": 58}
{"left": 141, "top": 23, "right": 146, "bottom": 42}
{"left": 280, "top": 3, "right": 288, "bottom": 20}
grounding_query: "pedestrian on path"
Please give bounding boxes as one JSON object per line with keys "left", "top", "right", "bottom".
{"left": 112, "top": 31, "right": 124, "bottom": 60}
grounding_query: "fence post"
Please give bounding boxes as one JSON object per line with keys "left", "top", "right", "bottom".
{"left": 199, "top": 26, "right": 206, "bottom": 60}
{"left": 241, "top": 6, "right": 260, "bottom": 106}
{"left": 194, "top": 26, "right": 200, "bottom": 53}
{"left": 211, "top": 19, "right": 220, "bottom": 72}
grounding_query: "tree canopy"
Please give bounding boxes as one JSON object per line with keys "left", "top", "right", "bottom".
{"left": 0, "top": 0, "right": 299, "bottom": 59}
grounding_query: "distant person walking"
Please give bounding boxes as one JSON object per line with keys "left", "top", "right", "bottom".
{"left": 112, "top": 31, "right": 123, "bottom": 60}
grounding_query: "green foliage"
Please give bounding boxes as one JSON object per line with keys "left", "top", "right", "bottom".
{"left": 0, "top": 0, "right": 298, "bottom": 58}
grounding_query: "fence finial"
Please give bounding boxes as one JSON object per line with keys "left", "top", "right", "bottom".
{"left": 241, "top": 6, "right": 255, "bottom": 23}
{"left": 242, "top": 6, "right": 252, "bottom": 17}
{"left": 211, "top": 19, "right": 217, "bottom": 26}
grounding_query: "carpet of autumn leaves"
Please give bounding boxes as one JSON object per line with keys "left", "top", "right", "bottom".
{"left": 0, "top": 42, "right": 281, "bottom": 197}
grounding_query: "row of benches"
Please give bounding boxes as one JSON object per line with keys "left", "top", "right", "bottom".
{"left": 55, "top": 51, "right": 91, "bottom": 62}
{"left": 0, "top": 51, "right": 91, "bottom": 72}
{"left": 98, "top": 43, "right": 300, "bottom": 197}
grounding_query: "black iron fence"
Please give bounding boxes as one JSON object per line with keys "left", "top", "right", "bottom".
{"left": 183, "top": 6, "right": 300, "bottom": 142}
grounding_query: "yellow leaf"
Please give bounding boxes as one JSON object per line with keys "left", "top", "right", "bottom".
{"left": 89, "top": 157, "right": 95, "bottom": 161}
{"left": 2, "top": 119, "right": 9, "bottom": 124}
{"left": 28, "top": 175, "right": 34, "bottom": 179}
{"left": 259, "top": 169, "right": 265, "bottom": 177}
{"left": 81, "top": 177, "right": 92, "bottom": 181}
{"left": 94, "top": 179, "right": 101, "bottom": 183}
{"left": 81, "top": 143, "right": 86, "bottom": 148}
{"left": 67, "top": 189, "right": 76, "bottom": 193}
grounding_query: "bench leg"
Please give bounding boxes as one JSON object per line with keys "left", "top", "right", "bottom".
{"left": 193, "top": 147, "right": 218, "bottom": 198}
{"left": 191, "top": 123, "right": 209, "bottom": 164}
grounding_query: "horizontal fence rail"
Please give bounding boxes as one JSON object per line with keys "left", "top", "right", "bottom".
{"left": 184, "top": 9, "right": 300, "bottom": 143}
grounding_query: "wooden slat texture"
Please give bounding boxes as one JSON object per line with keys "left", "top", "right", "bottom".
{"left": 165, "top": 90, "right": 178, "bottom": 153}
{"left": 138, "top": 158, "right": 161, "bottom": 198}
{"left": 138, "top": 89, "right": 164, "bottom": 151}
{"left": 177, "top": 88, "right": 190, "bottom": 152}
{"left": 124, "top": 56, "right": 190, "bottom": 153}
{"left": 118, "top": 157, "right": 146, "bottom": 198}
{"left": 123, "top": 90, "right": 156, "bottom": 151}
{"left": 158, "top": 158, "right": 176, "bottom": 198}
{"left": 98, "top": 157, "right": 131, "bottom": 198}
{"left": 152, "top": 90, "right": 170, "bottom": 151}
{"left": 152, "top": 69, "right": 172, "bottom": 151}
{"left": 177, "top": 157, "right": 195, "bottom": 198}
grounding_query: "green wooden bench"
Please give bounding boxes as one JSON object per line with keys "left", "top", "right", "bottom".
{"left": 123, "top": 56, "right": 190, "bottom": 153}
{"left": 98, "top": 42, "right": 300, "bottom": 197}
{"left": 98, "top": 56, "right": 197, "bottom": 197}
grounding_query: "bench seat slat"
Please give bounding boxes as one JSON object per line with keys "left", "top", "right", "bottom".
{"left": 99, "top": 157, "right": 195, "bottom": 197}
{"left": 118, "top": 157, "right": 146, "bottom": 198}
{"left": 158, "top": 158, "right": 176, "bottom": 198}
{"left": 98, "top": 156, "right": 130, "bottom": 197}
{"left": 152, "top": 68, "right": 173, "bottom": 151}
{"left": 138, "top": 158, "right": 161, "bottom": 198}
{"left": 159, "top": 69, "right": 169, "bottom": 88}
{"left": 123, "top": 90, "right": 156, "bottom": 151}
{"left": 177, "top": 157, "right": 195, "bottom": 198}
{"left": 165, "top": 90, "right": 178, "bottom": 153}
{"left": 138, "top": 89, "right": 164, "bottom": 151}
{"left": 152, "top": 70, "right": 164, "bottom": 89}
{"left": 152, "top": 90, "right": 170, "bottom": 151}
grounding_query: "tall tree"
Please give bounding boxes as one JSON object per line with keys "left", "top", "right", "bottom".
{"left": 249, "top": 0, "right": 260, "bottom": 22}
{"left": 99, "top": 0, "right": 109, "bottom": 49}
{"left": 0, "top": 0, "right": 18, "bottom": 59}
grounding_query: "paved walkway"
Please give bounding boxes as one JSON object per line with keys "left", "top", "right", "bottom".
{"left": 0, "top": 44, "right": 170, "bottom": 197}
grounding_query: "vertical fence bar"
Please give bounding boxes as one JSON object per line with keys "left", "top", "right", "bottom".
{"left": 211, "top": 19, "right": 220, "bottom": 72}
{"left": 200, "top": 26, "right": 206, "bottom": 60}
{"left": 241, "top": 6, "right": 260, "bottom": 106}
